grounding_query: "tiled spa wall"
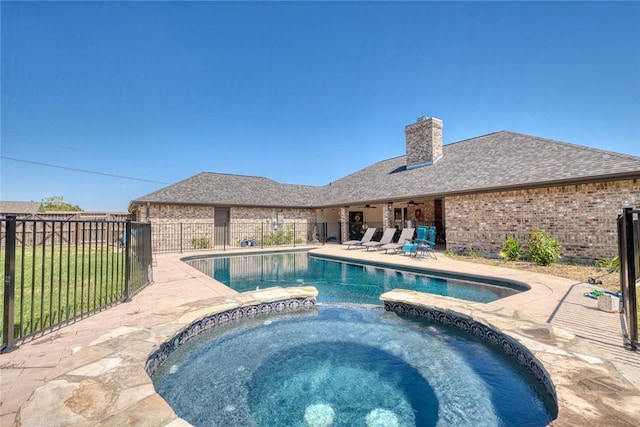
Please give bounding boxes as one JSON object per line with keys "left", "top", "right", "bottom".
{"left": 384, "top": 301, "right": 558, "bottom": 407}
{"left": 145, "top": 297, "right": 317, "bottom": 376}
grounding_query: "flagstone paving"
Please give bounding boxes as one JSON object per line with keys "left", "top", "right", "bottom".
{"left": 1, "top": 246, "right": 639, "bottom": 426}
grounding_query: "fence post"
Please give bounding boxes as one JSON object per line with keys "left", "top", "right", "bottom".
{"left": 2, "top": 215, "right": 17, "bottom": 352}
{"left": 123, "top": 219, "right": 132, "bottom": 302}
{"left": 293, "top": 223, "right": 296, "bottom": 247}
{"left": 623, "top": 207, "right": 638, "bottom": 350}
{"left": 180, "top": 223, "right": 183, "bottom": 253}
{"left": 619, "top": 213, "right": 627, "bottom": 302}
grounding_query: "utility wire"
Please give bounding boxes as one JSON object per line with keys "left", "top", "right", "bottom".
{"left": 1, "top": 156, "right": 168, "bottom": 184}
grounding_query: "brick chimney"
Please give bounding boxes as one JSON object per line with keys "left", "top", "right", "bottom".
{"left": 405, "top": 116, "right": 443, "bottom": 169}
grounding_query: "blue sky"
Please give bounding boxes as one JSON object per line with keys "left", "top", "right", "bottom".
{"left": 2, "top": 1, "right": 639, "bottom": 212}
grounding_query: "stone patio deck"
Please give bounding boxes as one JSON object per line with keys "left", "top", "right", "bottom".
{"left": 1, "top": 245, "right": 639, "bottom": 426}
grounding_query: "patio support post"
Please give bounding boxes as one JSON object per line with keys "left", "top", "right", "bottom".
{"left": 340, "top": 207, "right": 349, "bottom": 243}
{"left": 383, "top": 204, "right": 393, "bottom": 229}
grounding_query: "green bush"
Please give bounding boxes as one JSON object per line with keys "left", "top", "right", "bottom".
{"left": 499, "top": 236, "right": 522, "bottom": 261}
{"left": 259, "top": 225, "right": 295, "bottom": 246}
{"left": 191, "top": 237, "right": 210, "bottom": 249}
{"left": 525, "top": 228, "right": 561, "bottom": 266}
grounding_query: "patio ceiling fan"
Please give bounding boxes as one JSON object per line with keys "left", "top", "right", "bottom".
{"left": 406, "top": 200, "right": 424, "bottom": 206}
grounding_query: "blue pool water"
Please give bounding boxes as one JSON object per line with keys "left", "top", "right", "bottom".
{"left": 152, "top": 305, "right": 554, "bottom": 426}
{"left": 186, "top": 251, "right": 526, "bottom": 305}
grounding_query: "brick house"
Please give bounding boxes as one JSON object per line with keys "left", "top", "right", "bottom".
{"left": 129, "top": 117, "right": 640, "bottom": 259}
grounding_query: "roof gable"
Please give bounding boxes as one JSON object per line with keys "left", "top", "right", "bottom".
{"left": 132, "top": 172, "right": 323, "bottom": 207}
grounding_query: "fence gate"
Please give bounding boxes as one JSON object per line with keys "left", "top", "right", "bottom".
{"left": 618, "top": 206, "right": 639, "bottom": 351}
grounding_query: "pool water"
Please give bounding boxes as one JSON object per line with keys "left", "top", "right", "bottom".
{"left": 186, "top": 252, "right": 523, "bottom": 305}
{"left": 152, "top": 306, "right": 554, "bottom": 426}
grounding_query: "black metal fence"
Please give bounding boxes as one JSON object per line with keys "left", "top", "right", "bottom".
{"left": 618, "top": 207, "right": 639, "bottom": 351}
{"left": 149, "top": 221, "right": 443, "bottom": 254}
{"left": 1, "top": 216, "right": 153, "bottom": 351}
{"left": 151, "top": 221, "right": 334, "bottom": 253}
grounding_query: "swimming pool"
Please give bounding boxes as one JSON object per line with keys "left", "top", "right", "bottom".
{"left": 185, "top": 251, "right": 528, "bottom": 305}
{"left": 152, "top": 305, "right": 555, "bottom": 426}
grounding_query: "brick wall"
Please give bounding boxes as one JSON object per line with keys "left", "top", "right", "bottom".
{"left": 142, "top": 204, "right": 315, "bottom": 251}
{"left": 445, "top": 179, "right": 640, "bottom": 260}
{"left": 142, "top": 204, "right": 215, "bottom": 222}
{"left": 142, "top": 204, "right": 315, "bottom": 223}
{"left": 231, "top": 207, "right": 316, "bottom": 222}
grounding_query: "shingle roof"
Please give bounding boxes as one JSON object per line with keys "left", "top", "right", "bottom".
{"left": 0, "top": 201, "right": 43, "bottom": 215}
{"left": 131, "top": 131, "right": 640, "bottom": 208}
{"left": 318, "top": 131, "right": 640, "bottom": 205}
{"left": 131, "top": 173, "right": 323, "bottom": 207}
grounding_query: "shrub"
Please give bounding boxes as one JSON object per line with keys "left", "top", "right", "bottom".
{"left": 259, "top": 225, "right": 295, "bottom": 246}
{"left": 499, "top": 236, "right": 522, "bottom": 261}
{"left": 191, "top": 237, "right": 210, "bottom": 249}
{"left": 525, "top": 228, "right": 561, "bottom": 266}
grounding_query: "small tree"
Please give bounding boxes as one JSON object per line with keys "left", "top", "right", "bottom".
{"left": 525, "top": 227, "right": 562, "bottom": 266}
{"left": 41, "top": 196, "right": 82, "bottom": 211}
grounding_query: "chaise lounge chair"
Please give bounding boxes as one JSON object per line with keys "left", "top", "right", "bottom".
{"left": 342, "top": 227, "right": 377, "bottom": 249}
{"left": 362, "top": 228, "right": 397, "bottom": 251}
{"left": 415, "top": 226, "right": 437, "bottom": 259}
{"left": 401, "top": 226, "right": 428, "bottom": 256}
{"left": 380, "top": 228, "right": 415, "bottom": 254}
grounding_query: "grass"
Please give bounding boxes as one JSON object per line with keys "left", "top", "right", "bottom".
{"left": 1, "top": 246, "right": 126, "bottom": 339}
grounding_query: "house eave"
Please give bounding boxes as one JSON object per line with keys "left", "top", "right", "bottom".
{"left": 400, "top": 172, "right": 640, "bottom": 201}
{"left": 129, "top": 172, "right": 639, "bottom": 212}
{"left": 312, "top": 172, "right": 640, "bottom": 207}
{"left": 128, "top": 200, "right": 316, "bottom": 211}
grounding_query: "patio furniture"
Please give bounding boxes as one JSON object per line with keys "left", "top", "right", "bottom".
{"left": 362, "top": 228, "right": 397, "bottom": 251}
{"left": 343, "top": 227, "right": 377, "bottom": 249}
{"left": 380, "top": 228, "right": 415, "bottom": 254}
{"left": 402, "top": 226, "right": 428, "bottom": 256}
{"left": 416, "top": 226, "right": 437, "bottom": 259}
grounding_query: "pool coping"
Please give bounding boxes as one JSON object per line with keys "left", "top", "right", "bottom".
{"left": 5, "top": 246, "right": 640, "bottom": 426}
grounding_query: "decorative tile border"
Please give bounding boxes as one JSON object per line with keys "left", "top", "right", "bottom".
{"left": 384, "top": 301, "right": 557, "bottom": 404}
{"left": 145, "top": 297, "right": 316, "bottom": 376}
{"left": 146, "top": 296, "right": 555, "bottom": 407}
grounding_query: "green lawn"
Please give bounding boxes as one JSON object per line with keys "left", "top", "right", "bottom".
{"left": 1, "top": 246, "right": 126, "bottom": 339}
